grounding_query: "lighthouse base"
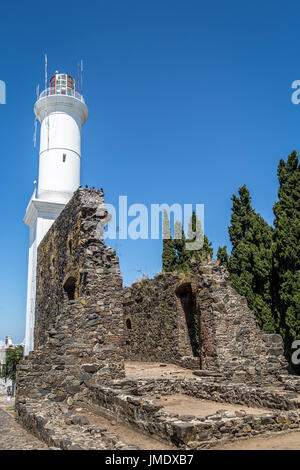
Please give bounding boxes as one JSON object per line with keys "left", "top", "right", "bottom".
{"left": 23, "top": 197, "right": 66, "bottom": 356}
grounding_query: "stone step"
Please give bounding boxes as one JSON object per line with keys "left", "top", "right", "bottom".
{"left": 192, "top": 370, "right": 224, "bottom": 378}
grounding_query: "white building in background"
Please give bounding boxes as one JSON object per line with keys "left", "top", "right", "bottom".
{"left": 0, "top": 336, "right": 13, "bottom": 370}
{"left": 0, "top": 337, "right": 22, "bottom": 394}
{"left": 24, "top": 72, "right": 89, "bottom": 356}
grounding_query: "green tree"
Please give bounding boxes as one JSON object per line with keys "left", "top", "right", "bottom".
{"left": 162, "top": 211, "right": 213, "bottom": 272}
{"left": 162, "top": 210, "right": 177, "bottom": 272}
{"left": 217, "top": 245, "right": 229, "bottom": 268}
{"left": 186, "top": 210, "right": 213, "bottom": 262}
{"left": 272, "top": 151, "right": 300, "bottom": 353}
{"left": 173, "top": 220, "right": 190, "bottom": 271}
{"left": 1, "top": 345, "right": 24, "bottom": 395}
{"left": 228, "top": 185, "right": 275, "bottom": 333}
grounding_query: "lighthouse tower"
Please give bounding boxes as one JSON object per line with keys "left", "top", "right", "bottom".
{"left": 24, "top": 72, "right": 88, "bottom": 355}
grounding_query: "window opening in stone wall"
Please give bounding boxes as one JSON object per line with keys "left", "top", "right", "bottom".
{"left": 126, "top": 318, "right": 132, "bottom": 329}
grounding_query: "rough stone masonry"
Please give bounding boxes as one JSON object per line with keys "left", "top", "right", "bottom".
{"left": 124, "top": 261, "right": 288, "bottom": 383}
{"left": 17, "top": 188, "right": 125, "bottom": 402}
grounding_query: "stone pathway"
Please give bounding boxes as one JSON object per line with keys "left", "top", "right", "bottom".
{"left": 0, "top": 408, "right": 48, "bottom": 450}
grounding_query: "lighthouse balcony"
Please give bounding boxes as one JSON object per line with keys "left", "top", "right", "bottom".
{"left": 39, "top": 87, "right": 85, "bottom": 103}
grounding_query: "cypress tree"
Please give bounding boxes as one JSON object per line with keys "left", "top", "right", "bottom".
{"left": 161, "top": 211, "right": 214, "bottom": 273}
{"left": 228, "top": 185, "right": 275, "bottom": 333}
{"left": 162, "top": 210, "right": 177, "bottom": 272}
{"left": 173, "top": 220, "right": 191, "bottom": 271}
{"left": 217, "top": 245, "right": 229, "bottom": 268}
{"left": 272, "top": 151, "right": 300, "bottom": 353}
{"left": 186, "top": 210, "right": 213, "bottom": 261}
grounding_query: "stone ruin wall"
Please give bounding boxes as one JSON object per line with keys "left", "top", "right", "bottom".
{"left": 124, "top": 261, "right": 288, "bottom": 382}
{"left": 16, "top": 188, "right": 125, "bottom": 402}
{"left": 123, "top": 273, "right": 200, "bottom": 369}
{"left": 195, "top": 262, "right": 288, "bottom": 380}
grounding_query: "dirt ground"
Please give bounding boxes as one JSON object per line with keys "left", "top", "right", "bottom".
{"left": 79, "top": 405, "right": 175, "bottom": 450}
{"left": 125, "top": 361, "right": 196, "bottom": 380}
{"left": 150, "top": 394, "right": 270, "bottom": 418}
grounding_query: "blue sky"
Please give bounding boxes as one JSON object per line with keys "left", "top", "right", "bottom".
{"left": 1, "top": 0, "right": 300, "bottom": 343}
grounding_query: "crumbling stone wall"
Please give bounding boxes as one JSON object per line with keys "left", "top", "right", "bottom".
{"left": 16, "top": 188, "right": 125, "bottom": 402}
{"left": 195, "top": 261, "right": 287, "bottom": 380}
{"left": 124, "top": 260, "right": 288, "bottom": 381}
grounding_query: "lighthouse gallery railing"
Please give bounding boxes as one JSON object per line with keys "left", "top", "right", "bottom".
{"left": 38, "top": 87, "right": 85, "bottom": 103}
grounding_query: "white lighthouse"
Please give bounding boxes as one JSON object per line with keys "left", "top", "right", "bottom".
{"left": 24, "top": 72, "right": 88, "bottom": 355}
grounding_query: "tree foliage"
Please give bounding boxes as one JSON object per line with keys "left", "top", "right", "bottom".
{"left": 162, "top": 210, "right": 177, "bottom": 272}
{"left": 186, "top": 211, "right": 213, "bottom": 262}
{"left": 218, "top": 152, "right": 299, "bottom": 344}
{"left": 162, "top": 210, "right": 213, "bottom": 272}
{"left": 1, "top": 345, "right": 24, "bottom": 382}
{"left": 217, "top": 246, "right": 229, "bottom": 268}
{"left": 272, "top": 151, "right": 300, "bottom": 353}
{"left": 173, "top": 220, "right": 190, "bottom": 271}
{"left": 222, "top": 185, "right": 275, "bottom": 333}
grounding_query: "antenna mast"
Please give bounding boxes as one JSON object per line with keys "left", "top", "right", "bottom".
{"left": 44, "top": 53, "right": 49, "bottom": 148}
{"left": 33, "top": 84, "right": 40, "bottom": 148}
{"left": 80, "top": 59, "right": 83, "bottom": 94}
{"left": 77, "top": 62, "right": 80, "bottom": 92}
{"left": 45, "top": 53, "right": 48, "bottom": 91}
